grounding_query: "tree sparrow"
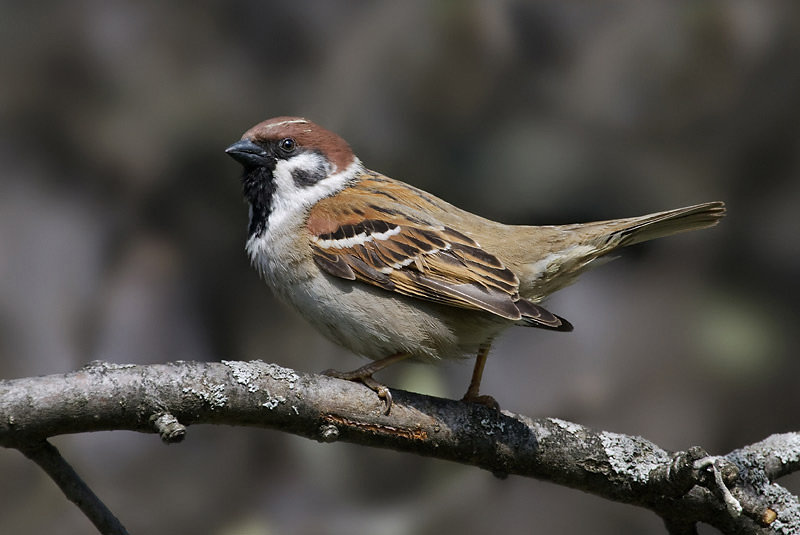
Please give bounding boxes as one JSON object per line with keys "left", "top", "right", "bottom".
{"left": 226, "top": 117, "right": 725, "bottom": 412}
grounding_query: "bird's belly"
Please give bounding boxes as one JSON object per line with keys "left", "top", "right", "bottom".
{"left": 273, "top": 270, "right": 505, "bottom": 361}
{"left": 250, "top": 229, "right": 508, "bottom": 361}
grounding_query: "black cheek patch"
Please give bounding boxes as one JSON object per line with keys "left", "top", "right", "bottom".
{"left": 291, "top": 157, "right": 328, "bottom": 187}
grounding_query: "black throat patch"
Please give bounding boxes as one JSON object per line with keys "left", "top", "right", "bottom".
{"left": 241, "top": 165, "right": 276, "bottom": 238}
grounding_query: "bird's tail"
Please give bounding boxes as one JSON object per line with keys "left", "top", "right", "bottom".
{"left": 597, "top": 201, "right": 726, "bottom": 249}
{"left": 518, "top": 201, "right": 726, "bottom": 301}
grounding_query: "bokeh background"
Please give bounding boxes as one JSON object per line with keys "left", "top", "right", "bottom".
{"left": 1, "top": 2, "right": 799, "bottom": 533}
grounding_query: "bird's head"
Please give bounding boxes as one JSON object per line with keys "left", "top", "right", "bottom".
{"left": 226, "top": 117, "right": 360, "bottom": 237}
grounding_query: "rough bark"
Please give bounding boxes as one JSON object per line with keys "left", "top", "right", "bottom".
{"left": 1, "top": 360, "right": 797, "bottom": 534}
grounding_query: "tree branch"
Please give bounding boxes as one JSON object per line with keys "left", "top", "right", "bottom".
{"left": 15, "top": 440, "right": 129, "bottom": 535}
{"left": 1, "top": 360, "right": 797, "bottom": 534}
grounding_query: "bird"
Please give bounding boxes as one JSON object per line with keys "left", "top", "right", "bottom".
{"left": 226, "top": 116, "right": 725, "bottom": 413}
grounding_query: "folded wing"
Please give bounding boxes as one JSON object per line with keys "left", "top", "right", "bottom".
{"left": 307, "top": 182, "right": 571, "bottom": 331}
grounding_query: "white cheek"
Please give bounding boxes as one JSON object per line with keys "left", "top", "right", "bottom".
{"left": 267, "top": 155, "right": 362, "bottom": 231}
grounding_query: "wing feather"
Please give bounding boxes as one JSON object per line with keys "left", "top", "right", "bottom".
{"left": 307, "top": 174, "right": 571, "bottom": 330}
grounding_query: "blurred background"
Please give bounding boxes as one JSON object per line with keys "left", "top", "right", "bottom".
{"left": 1, "top": 1, "right": 798, "bottom": 533}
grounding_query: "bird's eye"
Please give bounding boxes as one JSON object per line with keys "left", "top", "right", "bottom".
{"left": 278, "top": 138, "right": 296, "bottom": 154}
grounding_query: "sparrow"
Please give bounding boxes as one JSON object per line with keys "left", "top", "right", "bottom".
{"left": 226, "top": 116, "right": 725, "bottom": 413}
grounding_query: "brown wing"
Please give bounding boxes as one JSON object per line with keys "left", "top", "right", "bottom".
{"left": 307, "top": 174, "right": 570, "bottom": 330}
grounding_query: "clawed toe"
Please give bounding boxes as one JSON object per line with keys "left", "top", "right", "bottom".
{"left": 360, "top": 376, "right": 393, "bottom": 415}
{"left": 322, "top": 366, "right": 396, "bottom": 414}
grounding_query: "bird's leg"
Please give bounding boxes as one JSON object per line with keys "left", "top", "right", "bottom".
{"left": 323, "top": 353, "right": 409, "bottom": 415}
{"left": 461, "top": 342, "right": 500, "bottom": 410}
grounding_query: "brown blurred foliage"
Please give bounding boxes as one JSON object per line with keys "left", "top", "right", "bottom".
{"left": 0, "top": 2, "right": 798, "bottom": 534}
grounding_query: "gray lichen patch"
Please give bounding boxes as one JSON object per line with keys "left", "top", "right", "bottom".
{"left": 549, "top": 417, "right": 585, "bottom": 435}
{"left": 221, "top": 360, "right": 300, "bottom": 392}
{"left": 770, "top": 434, "right": 800, "bottom": 466}
{"left": 222, "top": 360, "right": 262, "bottom": 393}
{"left": 479, "top": 417, "right": 506, "bottom": 436}
{"left": 510, "top": 413, "right": 552, "bottom": 440}
{"left": 221, "top": 361, "right": 298, "bottom": 411}
{"left": 181, "top": 379, "right": 228, "bottom": 409}
{"left": 82, "top": 361, "right": 137, "bottom": 371}
{"left": 261, "top": 394, "right": 287, "bottom": 410}
{"left": 729, "top": 433, "right": 800, "bottom": 486}
{"left": 531, "top": 420, "right": 551, "bottom": 440}
{"left": 761, "top": 484, "right": 800, "bottom": 534}
{"left": 600, "top": 431, "right": 670, "bottom": 484}
{"left": 263, "top": 363, "right": 299, "bottom": 389}
{"left": 727, "top": 433, "right": 800, "bottom": 533}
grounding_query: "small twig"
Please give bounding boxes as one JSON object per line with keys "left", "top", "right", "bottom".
{"left": 694, "top": 456, "right": 742, "bottom": 517}
{"left": 15, "top": 440, "right": 129, "bottom": 535}
{"left": 151, "top": 412, "right": 186, "bottom": 444}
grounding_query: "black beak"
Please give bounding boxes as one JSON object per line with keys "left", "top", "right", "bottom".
{"left": 225, "top": 139, "right": 270, "bottom": 167}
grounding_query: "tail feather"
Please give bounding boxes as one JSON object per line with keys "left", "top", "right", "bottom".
{"left": 518, "top": 201, "right": 725, "bottom": 302}
{"left": 610, "top": 201, "right": 726, "bottom": 248}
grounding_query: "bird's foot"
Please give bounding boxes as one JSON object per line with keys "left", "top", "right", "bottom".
{"left": 461, "top": 392, "right": 501, "bottom": 412}
{"left": 322, "top": 366, "right": 397, "bottom": 415}
{"left": 322, "top": 354, "right": 408, "bottom": 415}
